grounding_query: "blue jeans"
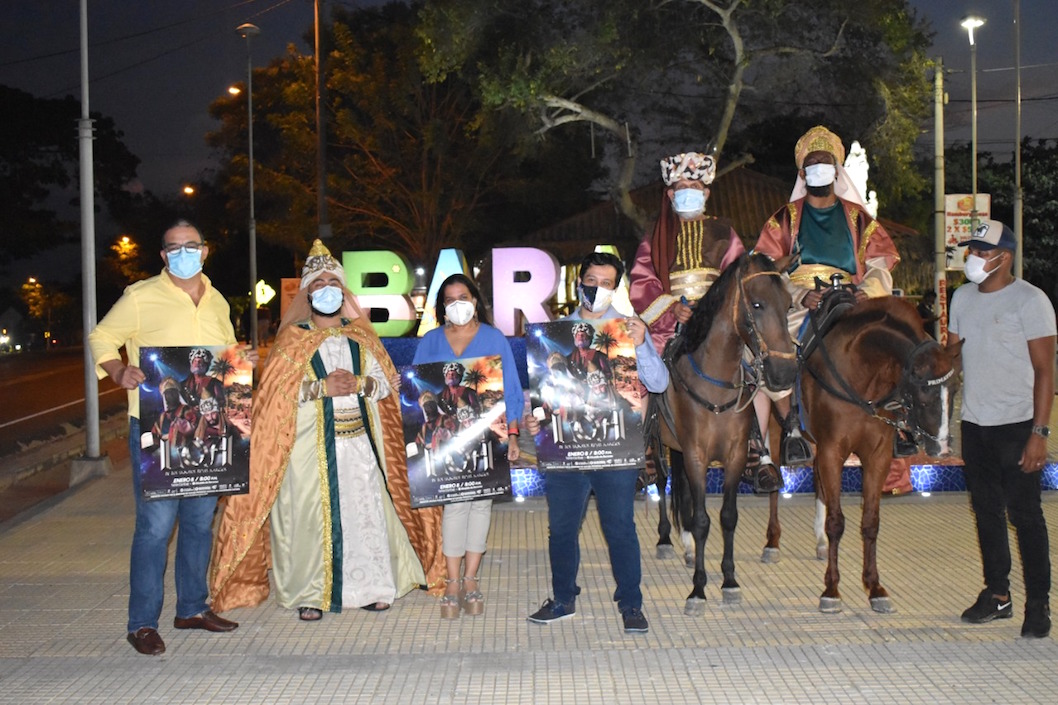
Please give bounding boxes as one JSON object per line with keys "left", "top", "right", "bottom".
{"left": 962, "top": 420, "right": 1051, "bottom": 602}
{"left": 127, "top": 418, "right": 218, "bottom": 632}
{"left": 544, "top": 469, "right": 642, "bottom": 613}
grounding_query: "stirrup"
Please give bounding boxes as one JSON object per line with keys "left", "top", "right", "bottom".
{"left": 781, "top": 428, "right": 814, "bottom": 467}
{"left": 893, "top": 430, "right": 919, "bottom": 458}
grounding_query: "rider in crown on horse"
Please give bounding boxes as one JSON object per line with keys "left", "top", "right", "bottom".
{"left": 751, "top": 125, "right": 901, "bottom": 473}
{"left": 630, "top": 151, "right": 757, "bottom": 487}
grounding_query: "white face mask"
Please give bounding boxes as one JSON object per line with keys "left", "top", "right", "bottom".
{"left": 671, "top": 188, "right": 706, "bottom": 219}
{"left": 964, "top": 253, "right": 1002, "bottom": 284}
{"left": 804, "top": 163, "right": 837, "bottom": 187}
{"left": 445, "top": 299, "right": 476, "bottom": 326}
{"left": 578, "top": 285, "right": 615, "bottom": 314}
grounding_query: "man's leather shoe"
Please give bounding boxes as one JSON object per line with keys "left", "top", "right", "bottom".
{"left": 127, "top": 627, "right": 166, "bottom": 655}
{"left": 173, "top": 610, "right": 239, "bottom": 632}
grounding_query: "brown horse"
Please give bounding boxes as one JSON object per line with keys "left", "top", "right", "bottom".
{"left": 801, "top": 296, "right": 959, "bottom": 613}
{"left": 652, "top": 253, "right": 797, "bottom": 615}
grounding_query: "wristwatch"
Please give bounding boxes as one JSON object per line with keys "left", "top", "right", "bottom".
{"left": 1031, "top": 425, "right": 1050, "bottom": 438}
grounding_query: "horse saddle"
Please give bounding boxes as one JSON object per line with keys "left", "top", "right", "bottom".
{"left": 798, "top": 277, "right": 858, "bottom": 363}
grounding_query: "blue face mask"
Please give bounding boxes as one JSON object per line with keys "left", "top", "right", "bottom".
{"left": 672, "top": 188, "right": 706, "bottom": 218}
{"left": 310, "top": 285, "right": 344, "bottom": 315}
{"left": 166, "top": 248, "right": 203, "bottom": 280}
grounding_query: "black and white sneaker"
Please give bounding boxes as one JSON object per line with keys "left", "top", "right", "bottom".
{"left": 1021, "top": 599, "right": 1051, "bottom": 638}
{"left": 621, "top": 607, "right": 649, "bottom": 633}
{"left": 961, "top": 589, "right": 1013, "bottom": 623}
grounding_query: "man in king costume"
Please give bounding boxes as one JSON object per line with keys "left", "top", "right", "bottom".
{"left": 630, "top": 151, "right": 745, "bottom": 355}
{"left": 209, "top": 241, "right": 445, "bottom": 619}
{"left": 751, "top": 125, "right": 900, "bottom": 471}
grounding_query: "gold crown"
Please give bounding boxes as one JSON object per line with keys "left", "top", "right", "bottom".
{"left": 300, "top": 239, "right": 345, "bottom": 288}
{"left": 794, "top": 126, "right": 845, "bottom": 168}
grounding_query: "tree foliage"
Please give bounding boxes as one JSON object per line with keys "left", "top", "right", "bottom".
{"left": 0, "top": 84, "right": 140, "bottom": 263}
{"left": 206, "top": 2, "right": 597, "bottom": 267}
{"left": 418, "top": 0, "right": 934, "bottom": 229}
{"left": 944, "top": 140, "right": 1058, "bottom": 301}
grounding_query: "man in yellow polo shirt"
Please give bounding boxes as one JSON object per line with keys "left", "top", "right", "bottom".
{"left": 89, "top": 219, "right": 256, "bottom": 656}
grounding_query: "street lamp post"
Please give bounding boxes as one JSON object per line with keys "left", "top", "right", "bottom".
{"left": 961, "top": 16, "right": 985, "bottom": 233}
{"left": 237, "top": 23, "right": 261, "bottom": 350}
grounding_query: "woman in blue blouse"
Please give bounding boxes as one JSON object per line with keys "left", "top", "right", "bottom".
{"left": 413, "top": 273, "right": 523, "bottom": 619}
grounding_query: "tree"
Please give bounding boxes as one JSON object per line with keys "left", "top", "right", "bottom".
{"left": 943, "top": 140, "right": 1058, "bottom": 303}
{"left": 0, "top": 85, "right": 140, "bottom": 263}
{"left": 418, "top": 0, "right": 934, "bottom": 229}
{"left": 206, "top": 2, "right": 597, "bottom": 268}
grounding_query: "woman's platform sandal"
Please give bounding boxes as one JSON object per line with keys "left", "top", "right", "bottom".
{"left": 440, "top": 578, "right": 461, "bottom": 619}
{"left": 462, "top": 576, "right": 484, "bottom": 616}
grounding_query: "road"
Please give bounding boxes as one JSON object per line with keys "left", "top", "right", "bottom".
{"left": 0, "top": 348, "right": 126, "bottom": 455}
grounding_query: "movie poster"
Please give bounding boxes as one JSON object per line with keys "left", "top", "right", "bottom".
{"left": 526, "top": 319, "right": 648, "bottom": 471}
{"left": 399, "top": 355, "right": 512, "bottom": 507}
{"left": 137, "top": 345, "right": 252, "bottom": 500}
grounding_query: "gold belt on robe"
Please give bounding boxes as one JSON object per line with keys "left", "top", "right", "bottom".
{"left": 333, "top": 409, "right": 366, "bottom": 439}
{"left": 670, "top": 267, "right": 720, "bottom": 303}
{"left": 789, "top": 264, "right": 852, "bottom": 289}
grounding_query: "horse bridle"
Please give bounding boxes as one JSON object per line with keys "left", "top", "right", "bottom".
{"left": 804, "top": 335, "right": 954, "bottom": 440}
{"left": 672, "top": 266, "right": 795, "bottom": 415}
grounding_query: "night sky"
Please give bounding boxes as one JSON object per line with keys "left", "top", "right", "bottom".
{"left": 1, "top": 0, "right": 1055, "bottom": 216}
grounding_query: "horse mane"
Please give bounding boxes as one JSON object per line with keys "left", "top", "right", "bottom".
{"left": 668, "top": 252, "right": 777, "bottom": 360}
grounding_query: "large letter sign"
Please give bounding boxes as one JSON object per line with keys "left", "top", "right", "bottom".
{"left": 416, "top": 248, "right": 471, "bottom": 336}
{"left": 491, "top": 247, "right": 560, "bottom": 335}
{"left": 343, "top": 251, "right": 417, "bottom": 337}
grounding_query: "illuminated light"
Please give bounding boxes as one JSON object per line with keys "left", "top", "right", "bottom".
{"left": 414, "top": 267, "right": 425, "bottom": 276}
{"left": 491, "top": 247, "right": 560, "bottom": 335}
{"left": 343, "top": 250, "right": 417, "bottom": 337}
{"left": 150, "top": 353, "right": 159, "bottom": 361}
{"left": 650, "top": 493, "right": 660, "bottom": 503}
{"left": 15, "top": 344, "right": 21, "bottom": 351}
{"left": 514, "top": 495, "right": 526, "bottom": 503}
{"left": 183, "top": 185, "right": 195, "bottom": 196}
{"left": 921, "top": 491, "right": 932, "bottom": 498}
{"left": 228, "top": 85, "right": 242, "bottom": 95}
{"left": 782, "top": 492, "right": 793, "bottom": 499}
{"left": 255, "top": 280, "right": 276, "bottom": 305}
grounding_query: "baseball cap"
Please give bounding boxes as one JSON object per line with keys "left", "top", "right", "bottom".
{"left": 958, "top": 217, "right": 1016, "bottom": 251}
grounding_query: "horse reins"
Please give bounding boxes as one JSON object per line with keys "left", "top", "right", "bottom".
{"left": 804, "top": 333, "right": 954, "bottom": 437}
{"left": 671, "top": 265, "right": 793, "bottom": 415}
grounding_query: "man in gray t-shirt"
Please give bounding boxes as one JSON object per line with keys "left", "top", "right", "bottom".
{"left": 948, "top": 217, "right": 1055, "bottom": 639}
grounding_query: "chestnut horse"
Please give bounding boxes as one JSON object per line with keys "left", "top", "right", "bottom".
{"left": 801, "top": 296, "right": 958, "bottom": 613}
{"left": 652, "top": 253, "right": 797, "bottom": 615}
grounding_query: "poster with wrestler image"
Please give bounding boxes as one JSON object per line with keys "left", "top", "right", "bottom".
{"left": 399, "top": 355, "right": 512, "bottom": 508}
{"left": 137, "top": 345, "right": 253, "bottom": 500}
{"left": 526, "top": 320, "right": 648, "bottom": 471}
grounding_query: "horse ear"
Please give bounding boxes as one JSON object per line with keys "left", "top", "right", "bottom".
{"left": 772, "top": 254, "right": 794, "bottom": 273}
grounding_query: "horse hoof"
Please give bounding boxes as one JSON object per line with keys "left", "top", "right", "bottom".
{"left": 722, "top": 587, "right": 742, "bottom": 604}
{"left": 870, "top": 596, "right": 896, "bottom": 614}
{"left": 684, "top": 598, "right": 707, "bottom": 617}
{"left": 816, "top": 545, "right": 827, "bottom": 561}
{"left": 656, "top": 545, "right": 676, "bottom": 560}
{"left": 819, "top": 596, "right": 843, "bottom": 613}
{"left": 761, "top": 547, "right": 781, "bottom": 564}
